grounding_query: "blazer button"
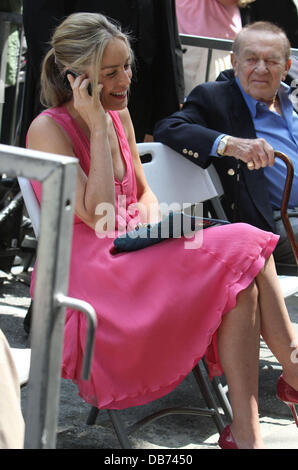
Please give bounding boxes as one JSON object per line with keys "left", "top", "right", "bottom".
{"left": 182, "top": 148, "right": 188, "bottom": 154}
{"left": 193, "top": 152, "right": 199, "bottom": 158}
{"left": 188, "top": 150, "right": 193, "bottom": 156}
{"left": 228, "top": 168, "right": 235, "bottom": 176}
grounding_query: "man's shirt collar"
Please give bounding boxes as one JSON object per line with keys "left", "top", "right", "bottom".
{"left": 235, "top": 76, "right": 291, "bottom": 118}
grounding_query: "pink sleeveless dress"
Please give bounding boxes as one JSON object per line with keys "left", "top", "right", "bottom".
{"left": 29, "top": 106, "right": 279, "bottom": 410}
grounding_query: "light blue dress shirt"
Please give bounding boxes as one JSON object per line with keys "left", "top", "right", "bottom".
{"left": 211, "top": 77, "right": 298, "bottom": 209}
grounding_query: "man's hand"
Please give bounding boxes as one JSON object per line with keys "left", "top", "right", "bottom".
{"left": 224, "top": 136, "right": 275, "bottom": 170}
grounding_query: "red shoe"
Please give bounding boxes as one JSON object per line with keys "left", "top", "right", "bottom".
{"left": 276, "top": 375, "right": 298, "bottom": 427}
{"left": 218, "top": 425, "right": 238, "bottom": 449}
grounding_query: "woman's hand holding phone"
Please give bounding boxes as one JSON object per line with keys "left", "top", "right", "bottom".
{"left": 65, "top": 70, "right": 92, "bottom": 95}
{"left": 66, "top": 71, "right": 106, "bottom": 132}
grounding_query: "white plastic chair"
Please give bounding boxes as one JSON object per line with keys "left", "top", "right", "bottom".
{"left": 137, "top": 141, "right": 221, "bottom": 212}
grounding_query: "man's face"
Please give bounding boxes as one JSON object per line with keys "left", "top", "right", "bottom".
{"left": 231, "top": 31, "right": 291, "bottom": 104}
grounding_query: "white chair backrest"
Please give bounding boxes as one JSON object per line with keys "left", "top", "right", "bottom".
{"left": 18, "top": 177, "right": 40, "bottom": 238}
{"left": 137, "top": 142, "right": 221, "bottom": 212}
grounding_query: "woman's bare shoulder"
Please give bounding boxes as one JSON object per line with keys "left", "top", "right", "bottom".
{"left": 117, "top": 107, "right": 134, "bottom": 139}
{"left": 27, "top": 112, "right": 73, "bottom": 155}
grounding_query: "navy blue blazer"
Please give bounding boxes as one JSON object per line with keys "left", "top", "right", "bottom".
{"left": 154, "top": 70, "right": 279, "bottom": 233}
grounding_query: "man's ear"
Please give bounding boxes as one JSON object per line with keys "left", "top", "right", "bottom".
{"left": 230, "top": 52, "right": 238, "bottom": 76}
{"left": 282, "top": 58, "right": 292, "bottom": 81}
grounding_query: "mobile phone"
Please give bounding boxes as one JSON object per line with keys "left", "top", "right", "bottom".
{"left": 64, "top": 69, "right": 92, "bottom": 96}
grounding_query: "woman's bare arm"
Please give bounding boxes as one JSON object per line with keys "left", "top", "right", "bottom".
{"left": 27, "top": 76, "right": 115, "bottom": 231}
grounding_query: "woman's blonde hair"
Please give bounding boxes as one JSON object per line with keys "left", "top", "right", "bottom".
{"left": 40, "top": 12, "right": 133, "bottom": 107}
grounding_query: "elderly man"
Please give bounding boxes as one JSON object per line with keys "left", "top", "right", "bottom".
{"left": 154, "top": 21, "right": 298, "bottom": 265}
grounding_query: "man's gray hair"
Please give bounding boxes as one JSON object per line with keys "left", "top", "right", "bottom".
{"left": 232, "top": 21, "right": 291, "bottom": 62}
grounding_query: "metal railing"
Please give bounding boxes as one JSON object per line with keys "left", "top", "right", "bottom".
{"left": 0, "top": 144, "right": 97, "bottom": 449}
